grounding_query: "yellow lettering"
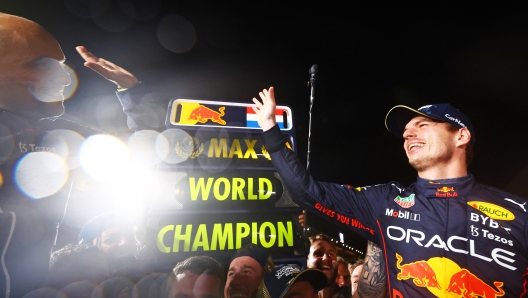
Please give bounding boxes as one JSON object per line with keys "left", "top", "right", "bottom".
{"left": 232, "top": 178, "right": 245, "bottom": 200}
{"left": 156, "top": 225, "right": 174, "bottom": 253}
{"left": 252, "top": 222, "right": 258, "bottom": 244}
{"left": 191, "top": 224, "right": 210, "bottom": 251}
{"left": 248, "top": 178, "right": 258, "bottom": 200}
{"left": 259, "top": 178, "right": 272, "bottom": 200}
{"left": 211, "top": 223, "right": 234, "bottom": 250}
{"left": 213, "top": 178, "right": 230, "bottom": 201}
{"left": 244, "top": 139, "right": 258, "bottom": 159}
{"left": 259, "top": 222, "right": 276, "bottom": 248}
{"left": 277, "top": 221, "right": 293, "bottom": 247}
{"left": 208, "top": 138, "right": 228, "bottom": 158}
{"left": 229, "top": 139, "right": 243, "bottom": 158}
{"left": 236, "top": 223, "right": 250, "bottom": 248}
{"left": 189, "top": 177, "right": 214, "bottom": 201}
{"left": 173, "top": 224, "right": 192, "bottom": 252}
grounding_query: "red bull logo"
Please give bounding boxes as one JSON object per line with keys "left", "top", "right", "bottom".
{"left": 446, "top": 269, "right": 504, "bottom": 298}
{"left": 396, "top": 253, "right": 441, "bottom": 290}
{"left": 188, "top": 105, "right": 226, "bottom": 125}
{"left": 394, "top": 253, "right": 506, "bottom": 297}
{"left": 436, "top": 186, "right": 458, "bottom": 197}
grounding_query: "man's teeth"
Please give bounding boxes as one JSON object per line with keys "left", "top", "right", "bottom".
{"left": 409, "top": 143, "right": 424, "bottom": 151}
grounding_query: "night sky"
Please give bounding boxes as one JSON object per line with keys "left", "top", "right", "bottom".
{"left": 4, "top": 1, "right": 528, "bottom": 196}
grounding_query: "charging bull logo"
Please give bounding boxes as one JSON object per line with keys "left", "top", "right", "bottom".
{"left": 394, "top": 254, "right": 506, "bottom": 297}
{"left": 188, "top": 105, "right": 226, "bottom": 125}
{"left": 446, "top": 269, "right": 505, "bottom": 298}
{"left": 396, "top": 253, "right": 441, "bottom": 289}
{"left": 437, "top": 186, "right": 455, "bottom": 193}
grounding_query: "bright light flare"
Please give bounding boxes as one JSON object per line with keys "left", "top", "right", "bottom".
{"left": 159, "top": 129, "right": 198, "bottom": 164}
{"left": 42, "top": 129, "right": 85, "bottom": 170}
{"left": 62, "top": 64, "right": 79, "bottom": 100}
{"left": 80, "top": 135, "right": 129, "bottom": 181}
{"left": 15, "top": 152, "right": 68, "bottom": 199}
{"left": 108, "top": 165, "right": 155, "bottom": 218}
{"left": 157, "top": 14, "right": 196, "bottom": 53}
{"left": 128, "top": 130, "right": 164, "bottom": 166}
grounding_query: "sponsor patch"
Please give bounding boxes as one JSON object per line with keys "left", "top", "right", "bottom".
{"left": 435, "top": 186, "right": 458, "bottom": 197}
{"left": 394, "top": 194, "right": 415, "bottom": 208}
{"left": 468, "top": 201, "right": 515, "bottom": 221}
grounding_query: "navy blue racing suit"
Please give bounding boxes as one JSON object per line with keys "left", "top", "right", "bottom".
{"left": 263, "top": 124, "right": 528, "bottom": 298}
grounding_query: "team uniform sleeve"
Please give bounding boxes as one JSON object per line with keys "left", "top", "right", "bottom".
{"left": 263, "top": 124, "right": 390, "bottom": 242}
{"left": 116, "top": 83, "right": 167, "bottom": 131}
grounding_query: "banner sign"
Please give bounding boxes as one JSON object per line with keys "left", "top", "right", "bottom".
{"left": 152, "top": 211, "right": 303, "bottom": 265}
{"left": 157, "top": 129, "right": 295, "bottom": 171}
{"left": 167, "top": 99, "right": 293, "bottom": 131}
{"left": 149, "top": 171, "right": 283, "bottom": 211}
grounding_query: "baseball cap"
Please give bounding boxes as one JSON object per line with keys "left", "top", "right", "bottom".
{"left": 385, "top": 103, "right": 476, "bottom": 145}
{"left": 78, "top": 212, "right": 130, "bottom": 245}
{"left": 263, "top": 265, "right": 327, "bottom": 298}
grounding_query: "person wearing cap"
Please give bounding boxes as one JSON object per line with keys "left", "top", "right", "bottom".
{"left": 225, "top": 244, "right": 276, "bottom": 298}
{"left": 46, "top": 213, "right": 139, "bottom": 292}
{"left": 263, "top": 265, "right": 326, "bottom": 298}
{"left": 251, "top": 87, "right": 528, "bottom": 297}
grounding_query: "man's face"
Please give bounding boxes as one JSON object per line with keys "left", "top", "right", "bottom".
{"left": 335, "top": 263, "right": 350, "bottom": 287}
{"left": 0, "top": 19, "right": 70, "bottom": 119}
{"left": 403, "top": 116, "right": 458, "bottom": 172}
{"left": 283, "top": 280, "right": 318, "bottom": 298}
{"left": 94, "top": 226, "right": 136, "bottom": 260}
{"left": 170, "top": 270, "right": 222, "bottom": 298}
{"left": 351, "top": 264, "right": 363, "bottom": 295}
{"left": 224, "top": 256, "right": 263, "bottom": 298}
{"left": 307, "top": 240, "right": 336, "bottom": 286}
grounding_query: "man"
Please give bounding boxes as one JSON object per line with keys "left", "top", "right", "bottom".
{"left": 306, "top": 234, "right": 337, "bottom": 298}
{"left": 252, "top": 87, "right": 528, "bottom": 297}
{"left": 166, "top": 256, "right": 224, "bottom": 298}
{"left": 0, "top": 13, "right": 74, "bottom": 298}
{"left": 348, "top": 261, "right": 363, "bottom": 297}
{"left": 331, "top": 260, "right": 351, "bottom": 298}
{"left": 47, "top": 213, "right": 139, "bottom": 292}
{"left": 263, "top": 265, "right": 327, "bottom": 298}
{"left": 225, "top": 244, "right": 275, "bottom": 298}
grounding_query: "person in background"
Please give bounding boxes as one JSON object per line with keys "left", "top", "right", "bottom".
{"left": 166, "top": 255, "right": 224, "bottom": 298}
{"left": 224, "top": 244, "right": 275, "bottom": 298}
{"left": 263, "top": 265, "right": 327, "bottom": 298}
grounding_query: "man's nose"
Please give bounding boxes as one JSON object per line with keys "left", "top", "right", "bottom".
{"left": 403, "top": 128, "right": 416, "bottom": 139}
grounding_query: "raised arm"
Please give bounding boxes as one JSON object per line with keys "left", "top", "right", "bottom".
{"left": 76, "top": 46, "right": 139, "bottom": 89}
{"left": 251, "top": 87, "right": 277, "bottom": 132}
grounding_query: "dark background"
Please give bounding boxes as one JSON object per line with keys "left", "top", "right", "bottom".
{"left": 4, "top": 1, "right": 528, "bottom": 195}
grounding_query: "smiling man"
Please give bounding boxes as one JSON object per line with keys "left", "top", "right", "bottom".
{"left": 306, "top": 234, "right": 336, "bottom": 298}
{"left": 251, "top": 87, "right": 528, "bottom": 297}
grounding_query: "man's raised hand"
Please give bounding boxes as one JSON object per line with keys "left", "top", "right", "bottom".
{"left": 76, "top": 46, "right": 139, "bottom": 89}
{"left": 251, "top": 87, "right": 277, "bottom": 131}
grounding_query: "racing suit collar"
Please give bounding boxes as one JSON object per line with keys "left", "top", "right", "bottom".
{"left": 416, "top": 173, "right": 476, "bottom": 198}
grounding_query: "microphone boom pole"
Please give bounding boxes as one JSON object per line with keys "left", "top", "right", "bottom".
{"left": 307, "top": 64, "right": 318, "bottom": 171}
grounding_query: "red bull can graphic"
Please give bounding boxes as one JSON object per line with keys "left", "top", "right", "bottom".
{"left": 394, "top": 253, "right": 506, "bottom": 297}
{"left": 169, "top": 99, "right": 293, "bottom": 131}
{"left": 187, "top": 105, "right": 226, "bottom": 125}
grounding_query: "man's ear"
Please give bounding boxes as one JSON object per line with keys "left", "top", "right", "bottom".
{"left": 456, "top": 127, "right": 471, "bottom": 147}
